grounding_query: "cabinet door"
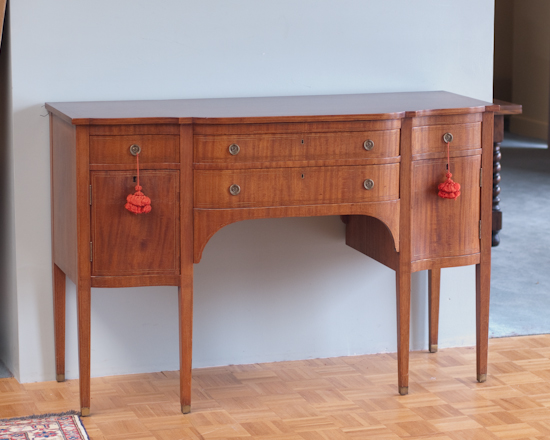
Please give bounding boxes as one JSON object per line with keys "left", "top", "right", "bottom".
{"left": 411, "top": 155, "right": 481, "bottom": 261}
{"left": 91, "top": 170, "right": 180, "bottom": 276}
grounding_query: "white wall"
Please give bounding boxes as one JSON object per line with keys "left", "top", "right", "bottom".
{"left": 6, "top": 0, "right": 495, "bottom": 382}
{"left": 0, "top": 3, "right": 19, "bottom": 379}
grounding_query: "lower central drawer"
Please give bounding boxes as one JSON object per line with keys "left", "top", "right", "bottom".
{"left": 194, "top": 164, "right": 399, "bottom": 208}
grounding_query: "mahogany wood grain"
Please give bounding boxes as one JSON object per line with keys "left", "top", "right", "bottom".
{"left": 47, "top": 92, "right": 496, "bottom": 415}
{"left": 91, "top": 274, "right": 180, "bottom": 288}
{"left": 411, "top": 112, "right": 483, "bottom": 127}
{"left": 194, "top": 157, "right": 401, "bottom": 170}
{"left": 179, "top": 124, "right": 194, "bottom": 414}
{"left": 344, "top": 214, "right": 399, "bottom": 271}
{"left": 396, "top": 117, "right": 413, "bottom": 396}
{"left": 195, "top": 164, "right": 399, "bottom": 209}
{"left": 194, "top": 201, "right": 400, "bottom": 263}
{"left": 51, "top": 117, "right": 78, "bottom": 282}
{"left": 410, "top": 253, "right": 481, "bottom": 272}
{"left": 194, "top": 130, "right": 399, "bottom": 164}
{"left": 194, "top": 119, "right": 402, "bottom": 135}
{"left": 411, "top": 155, "right": 481, "bottom": 261}
{"left": 411, "top": 122, "right": 481, "bottom": 157}
{"left": 52, "top": 264, "right": 66, "bottom": 382}
{"left": 91, "top": 170, "right": 180, "bottom": 276}
{"left": 75, "top": 126, "right": 91, "bottom": 416}
{"left": 90, "top": 135, "right": 179, "bottom": 165}
{"left": 476, "top": 112, "right": 495, "bottom": 383}
{"left": 46, "top": 92, "right": 497, "bottom": 126}
{"left": 411, "top": 147, "right": 482, "bottom": 162}
{"left": 428, "top": 268, "right": 441, "bottom": 353}
{"left": 89, "top": 124, "right": 179, "bottom": 136}
{"left": 89, "top": 163, "right": 180, "bottom": 171}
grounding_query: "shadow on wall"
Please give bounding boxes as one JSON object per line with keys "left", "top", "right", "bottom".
{"left": 0, "top": 2, "right": 19, "bottom": 379}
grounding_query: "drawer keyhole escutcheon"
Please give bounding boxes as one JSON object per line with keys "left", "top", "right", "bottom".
{"left": 228, "top": 143, "right": 240, "bottom": 155}
{"left": 229, "top": 184, "right": 241, "bottom": 196}
{"left": 363, "top": 179, "right": 375, "bottom": 190}
{"left": 129, "top": 144, "right": 141, "bottom": 156}
{"left": 443, "top": 132, "right": 453, "bottom": 143}
{"left": 363, "top": 139, "right": 374, "bottom": 151}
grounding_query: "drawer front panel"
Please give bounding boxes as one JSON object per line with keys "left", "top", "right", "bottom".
{"left": 90, "top": 135, "right": 179, "bottom": 165}
{"left": 412, "top": 123, "right": 481, "bottom": 157}
{"left": 194, "top": 130, "right": 400, "bottom": 164}
{"left": 195, "top": 164, "right": 399, "bottom": 208}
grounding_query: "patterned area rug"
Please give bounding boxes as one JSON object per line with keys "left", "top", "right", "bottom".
{"left": 0, "top": 412, "right": 88, "bottom": 440}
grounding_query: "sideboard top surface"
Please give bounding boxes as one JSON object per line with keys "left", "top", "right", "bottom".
{"left": 46, "top": 91, "right": 498, "bottom": 126}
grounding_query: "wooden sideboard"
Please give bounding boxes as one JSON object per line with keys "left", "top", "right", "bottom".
{"left": 46, "top": 92, "right": 497, "bottom": 416}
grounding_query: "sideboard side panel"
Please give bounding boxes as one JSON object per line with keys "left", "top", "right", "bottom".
{"left": 51, "top": 115, "right": 78, "bottom": 283}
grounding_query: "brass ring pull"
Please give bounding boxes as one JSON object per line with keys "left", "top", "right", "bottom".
{"left": 229, "top": 184, "right": 241, "bottom": 196}
{"left": 443, "top": 133, "right": 453, "bottom": 143}
{"left": 363, "top": 179, "right": 375, "bottom": 190}
{"left": 363, "top": 139, "right": 374, "bottom": 151}
{"left": 129, "top": 144, "right": 141, "bottom": 156}
{"left": 228, "top": 143, "right": 240, "bottom": 155}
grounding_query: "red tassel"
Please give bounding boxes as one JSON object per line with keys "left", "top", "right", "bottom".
{"left": 438, "top": 172, "right": 461, "bottom": 199}
{"left": 125, "top": 153, "right": 152, "bottom": 214}
{"left": 438, "top": 138, "right": 460, "bottom": 200}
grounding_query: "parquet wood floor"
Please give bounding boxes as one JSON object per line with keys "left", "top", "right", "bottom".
{"left": 3, "top": 335, "right": 550, "bottom": 439}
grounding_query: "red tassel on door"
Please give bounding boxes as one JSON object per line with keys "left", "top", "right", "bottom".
{"left": 438, "top": 137, "right": 460, "bottom": 200}
{"left": 125, "top": 152, "right": 152, "bottom": 214}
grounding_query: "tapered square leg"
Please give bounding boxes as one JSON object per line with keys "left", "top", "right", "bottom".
{"left": 179, "top": 280, "right": 193, "bottom": 414}
{"left": 77, "top": 281, "right": 91, "bottom": 415}
{"left": 476, "top": 262, "right": 490, "bottom": 382}
{"left": 428, "top": 268, "right": 441, "bottom": 353}
{"left": 396, "top": 268, "right": 411, "bottom": 395}
{"left": 53, "top": 264, "right": 66, "bottom": 382}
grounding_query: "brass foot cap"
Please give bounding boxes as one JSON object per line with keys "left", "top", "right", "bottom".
{"left": 181, "top": 405, "right": 191, "bottom": 414}
{"left": 477, "top": 373, "right": 487, "bottom": 383}
{"left": 399, "top": 386, "right": 409, "bottom": 396}
{"left": 56, "top": 374, "right": 65, "bottom": 382}
{"left": 429, "top": 344, "right": 438, "bottom": 353}
{"left": 81, "top": 407, "right": 90, "bottom": 417}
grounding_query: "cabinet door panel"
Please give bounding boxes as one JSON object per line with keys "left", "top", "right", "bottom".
{"left": 91, "top": 170, "right": 180, "bottom": 276}
{"left": 412, "top": 155, "right": 481, "bottom": 261}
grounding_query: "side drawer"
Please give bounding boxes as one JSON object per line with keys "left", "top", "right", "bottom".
{"left": 411, "top": 123, "right": 481, "bottom": 158}
{"left": 194, "top": 164, "right": 399, "bottom": 208}
{"left": 90, "top": 135, "right": 179, "bottom": 165}
{"left": 194, "top": 130, "right": 400, "bottom": 164}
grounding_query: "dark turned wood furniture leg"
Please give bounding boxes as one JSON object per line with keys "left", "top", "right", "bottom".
{"left": 491, "top": 100, "right": 522, "bottom": 247}
{"left": 492, "top": 114, "right": 504, "bottom": 246}
{"left": 53, "top": 264, "right": 66, "bottom": 382}
{"left": 428, "top": 268, "right": 441, "bottom": 353}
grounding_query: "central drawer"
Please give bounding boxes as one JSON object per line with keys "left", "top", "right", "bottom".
{"left": 194, "top": 130, "right": 400, "bottom": 164}
{"left": 194, "top": 164, "right": 399, "bottom": 208}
